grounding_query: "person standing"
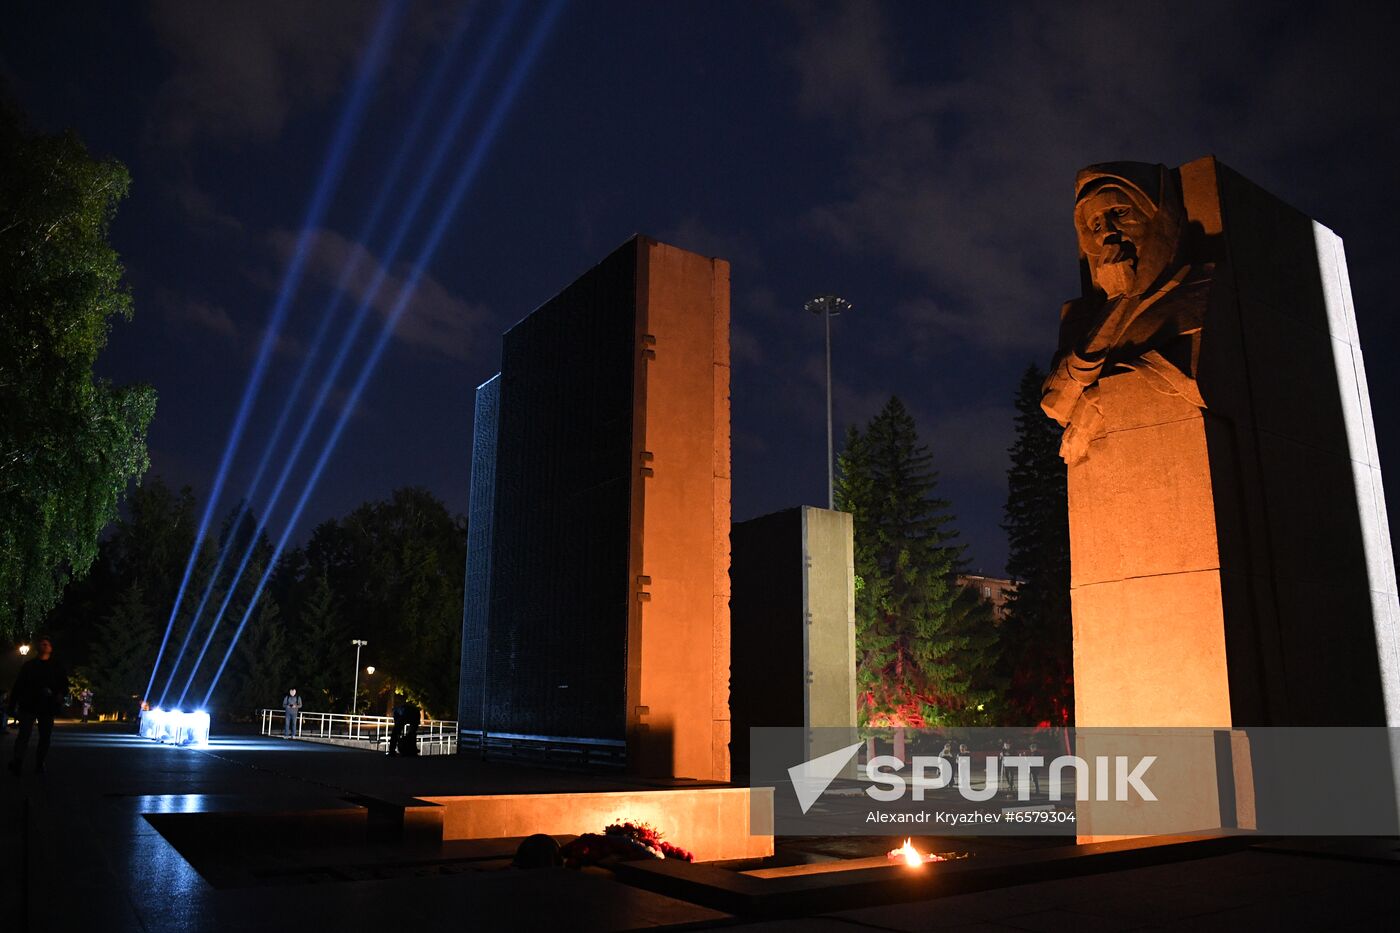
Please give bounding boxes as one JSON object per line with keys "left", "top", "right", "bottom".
{"left": 387, "top": 693, "right": 406, "bottom": 756}
{"left": 282, "top": 688, "right": 302, "bottom": 738}
{"left": 400, "top": 699, "right": 421, "bottom": 757}
{"left": 1024, "top": 741, "right": 1042, "bottom": 795}
{"left": 6, "top": 635, "right": 67, "bottom": 776}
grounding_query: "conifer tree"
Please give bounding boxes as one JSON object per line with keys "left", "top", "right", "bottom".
{"left": 1000, "top": 365, "right": 1073, "bottom": 726}
{"left": 230, "top": 599, "right": 288, "bottom": 717}
{"left": 81, "top": 581, "right": 155, "bottom": 715}
{"left": 836, "top": 396, "right": 1000, "bottom": 727}
{"left": 295, "top": 572, "right": 346, "bottom": 710}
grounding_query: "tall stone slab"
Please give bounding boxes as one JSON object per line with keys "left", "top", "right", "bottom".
{"left": 730, "top": 507, "right": 858, "bottom": 775}
{"left": 1044, "top": 158, "right": 1399, "bottom": 833}
{"left": 628, "top": 239, "right": 733, "bottom": 781}
{"left": 460, "top": 236, "right": 731, "bottom": 782}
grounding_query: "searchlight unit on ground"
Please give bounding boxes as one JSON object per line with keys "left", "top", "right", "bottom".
{"left": 138, "top": 708, "right": 211, "bottom": 747}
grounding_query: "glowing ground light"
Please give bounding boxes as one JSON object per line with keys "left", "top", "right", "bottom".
{"left": 886, "top": 838, "right": 945, "bottom": 867}
{"left": 138, "top": 709, "right": 211, "bottom": 747}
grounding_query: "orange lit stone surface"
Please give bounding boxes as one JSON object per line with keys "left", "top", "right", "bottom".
{"left": 424, "top": 787, "right": 772, "bottom": 862}
{"left": 627, "top": 240, "right": 732, "bottom": 782}
{"left": 1048, "top": 157, "right": 1399, "bottom": 837}
{"left": 460, "top": 237, "right": 733, "bottom": 784}
{"left": 1068, "top": 376, "right": 1232, "bottom": 728}
{"left": 1055, "top": 156, "right": 1399, "bottom": 733}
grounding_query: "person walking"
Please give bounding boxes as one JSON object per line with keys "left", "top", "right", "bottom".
{"left": 282, "top": 688, "right": 302, "bottom": 738}
{"left": 7, "top": 635, "right": 67, "bottom": 776}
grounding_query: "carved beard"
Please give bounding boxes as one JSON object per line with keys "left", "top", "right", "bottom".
{"left": 1095, "top": 239, "right": 1138, "bottom": 298}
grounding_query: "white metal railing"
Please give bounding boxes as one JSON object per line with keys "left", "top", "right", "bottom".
{"left": 258, "top": 708, "right": 458, "bottom": 755}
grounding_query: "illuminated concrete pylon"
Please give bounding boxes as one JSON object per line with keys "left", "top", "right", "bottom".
{"left": 462, "top": 236, "right": 732, "bottom": 782}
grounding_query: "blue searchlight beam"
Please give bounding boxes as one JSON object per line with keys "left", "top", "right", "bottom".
{"left": 156, "top": 4, "right": 480, "bottom": 709}
{"left": 144, "top": 0, "right": 405, "bottom": 704}
{"left": 177, "top": 2, "right": 530, "bottom": 703}
{"left": 198, "top": 0, "right": 567, "bottom": 707}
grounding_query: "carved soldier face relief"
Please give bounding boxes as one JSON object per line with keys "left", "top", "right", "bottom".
{"left": 1077, "top": 187, "right": 1151, "bottom": 299}
{"left": 1074, "top": 165, "right": 1186, "bottom": 302}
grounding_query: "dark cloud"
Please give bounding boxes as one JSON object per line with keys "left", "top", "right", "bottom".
{"left": 661, "top": 216, "right": 766, "bottom": 272}
{"left": 144, "top": 0, "right": 455, "bottom": 146}
{"left": 169, "top": 176, "right": 244, "bottom": 233}
{"left": 146, "top": 0, "right": 378, "bottom": 145}
{"left": 158, "top": 291, "right": 238, "bottom": 338}
{"left": 271, "top": 227, "right": 491, "bottom": 361}
{"left": 788, "top": 1, "right": 1400, "bottom": 352}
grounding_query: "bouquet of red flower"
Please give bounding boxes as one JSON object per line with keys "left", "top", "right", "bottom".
{"left": 559, "top": 820, "right": 694, "bottom": 868}
{"left": 606, "top": 821, "right": 694, "bottom": 862}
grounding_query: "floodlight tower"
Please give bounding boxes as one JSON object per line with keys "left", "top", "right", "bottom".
{"left": 805, "top": 295, "right": 852, "bottom": 510}
{"left": 350, "top": 639, "right": 368, "bottom": 714}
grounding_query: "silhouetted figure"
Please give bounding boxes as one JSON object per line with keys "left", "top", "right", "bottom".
{"left": 282, "top": 687, "right": 302, "bottom": 737}
{"left": 401, "top": 700, "right": 421, "bottom": 757}
{"left": 387, "top": 693, "right": 406, "bottom": 756}
{"left": 388, "top": 694, "right": 421, "bottom": 757}
{"left": 939, "top": 741, "right": 955, "bottom": 787}
{"left": 7, "top": 636, "right": 67, "bottom": 776}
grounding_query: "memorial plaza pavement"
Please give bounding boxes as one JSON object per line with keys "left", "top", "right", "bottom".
{"left": 0, "top": 721, "right": 1395, "bottom": 932}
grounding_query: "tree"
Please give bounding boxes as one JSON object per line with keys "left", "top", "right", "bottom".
{"left": 46, "top": 476, "right": 212, "bottom": 690}
{"left": 294, "top": 571, "right": 346, "bottom": 711}
{"left": 0, "top": 98, "right": 156, "bottom": 637}
{"left": 284, "top": 488, "right": 465, "bottom": 718}
{"left": 228, "top": 599, "right": 289, "bottom": 719}
{"left": 999, "top": 365, "right": 1074, "bottom": 726}
{"left": 836, "top": 397, "right": 1000, "bottom": 728}
{"left": 79, "top": 581, "right": 155, "bottom": 717}
{"left": 106, "top": 480, "right": 202, "bottom": 620}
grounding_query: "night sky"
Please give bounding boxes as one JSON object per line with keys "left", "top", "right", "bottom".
{"left": 3, "top": 1, "right": 1398, "bottom": 575}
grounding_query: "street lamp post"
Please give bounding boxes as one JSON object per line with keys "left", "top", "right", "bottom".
{"left": 350, "top": 639, "right": 368, "bottom": 713}
{"left": 805, "top": 295, "right": 852, "bottom": 510}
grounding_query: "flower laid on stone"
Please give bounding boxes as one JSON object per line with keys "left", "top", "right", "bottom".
{"left": 559, "top": 820, "right": 694, "bottom": 868}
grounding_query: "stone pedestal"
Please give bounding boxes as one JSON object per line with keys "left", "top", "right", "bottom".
{"left": 1068, "top": 376, "right": 1232, "bottom": 728}
{"left": 1057, "top": 157, "right": 1399, "bottom": 837}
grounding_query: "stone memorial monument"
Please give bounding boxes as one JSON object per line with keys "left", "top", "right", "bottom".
{"left": 459, "top": 235, "right": 731, "bottom": 782}
{"left": 1043, "top": 158, "right": 1399, "bottom": 834}
{"left": 730, "top": 506, "right": 859, "bottom": 776}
